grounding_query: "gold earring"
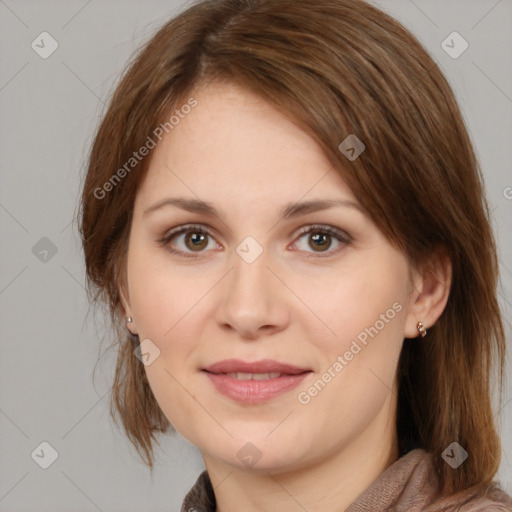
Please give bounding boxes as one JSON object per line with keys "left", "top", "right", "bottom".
{"left": 417, "top": 321, "right": 427, "bottom": 338}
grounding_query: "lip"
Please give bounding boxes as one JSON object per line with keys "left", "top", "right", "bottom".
{"left": 203, "top": 358, "right": 310, "bottom": 375}
{"left": 202, "top": 359, "right": 312, "bottom": 404}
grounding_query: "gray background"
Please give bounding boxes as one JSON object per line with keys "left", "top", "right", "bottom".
{"left": 0, "top": 0, "right": 511, "bottom": 510}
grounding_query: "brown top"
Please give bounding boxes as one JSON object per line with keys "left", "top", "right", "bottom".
{"left": 181, "top": 449, "right": 512, "bottom": 512}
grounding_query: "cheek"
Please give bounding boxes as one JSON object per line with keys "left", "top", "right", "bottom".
{"left": 128, "top": 257, "right": 204, "bottom": 434}
{"left": 300, "top": 256, "right": 408, "bottom": 409}
{"left": 126, "top": 245, "right": 199, "bottom": 339}
{"left": 294, "top": 271, "right": 406, "bottom": 441}
{"left": 301, "top": 261, "right": 408, "bottom": 349}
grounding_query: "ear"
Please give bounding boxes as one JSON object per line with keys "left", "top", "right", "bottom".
{"left": 403, "top": 246, "right": 452, "bottom": 339}
{"left": 119, "top": 281, "right": 138, "bottom": 335}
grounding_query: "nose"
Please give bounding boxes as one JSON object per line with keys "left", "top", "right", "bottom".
{"left": 214, "top": 246, "right": 290, "bottom": 340}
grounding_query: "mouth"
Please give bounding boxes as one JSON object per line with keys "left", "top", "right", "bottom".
{"left": 202, "top": 358, "right": 311, "bottom": 375}
{"left": 201, "top": 359, "right": 312, "bottom": 404}
{"left": 212, "top": 372, "right": 290, "bottom": 380}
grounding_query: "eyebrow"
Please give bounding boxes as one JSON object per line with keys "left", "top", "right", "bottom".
{"left": 143, "top": 197, "right": 363, "bottom": 221}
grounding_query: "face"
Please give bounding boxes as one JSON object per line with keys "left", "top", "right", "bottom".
{"left": 122, "top": 82, "right": 418, "bottom": 474}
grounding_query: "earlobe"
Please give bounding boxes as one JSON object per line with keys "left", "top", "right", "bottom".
{"left": 126, "top": 315, "right": 136, "bottom": 332}
{"left": 119, "top": 285, "right": 138, "bottom": 334}
{"left": 124, "top": 314, "right": 139, "bottom": 336}
{"left": 404, "top": 248, "right": 452, "bottom": 339}
{"left": 416, "top": 321, "right": 428, "bottom": 338}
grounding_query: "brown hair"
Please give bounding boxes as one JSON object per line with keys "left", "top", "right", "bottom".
{"left": 78, "top": 0, "right": 506, "bottom": 496}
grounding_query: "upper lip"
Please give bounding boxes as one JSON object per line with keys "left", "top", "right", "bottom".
{"left": 202, "top": 359, "right": 311, "bottom": 375}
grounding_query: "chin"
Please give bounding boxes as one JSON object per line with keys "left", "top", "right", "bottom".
{"left": 203, "top": 436, "right": 310, "bottom": 474}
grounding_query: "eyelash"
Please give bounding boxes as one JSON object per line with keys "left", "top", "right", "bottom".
{"left": 157, "top": 223, "right": 352, "bottom": 259}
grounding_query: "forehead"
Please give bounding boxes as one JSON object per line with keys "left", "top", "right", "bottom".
{"left": 135, "top": 82, "right": 355, "bottom": 210}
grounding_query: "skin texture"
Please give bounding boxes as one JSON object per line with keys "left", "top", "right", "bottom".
{"left": 121, "top": 82, "right": 452, "bottom": 512}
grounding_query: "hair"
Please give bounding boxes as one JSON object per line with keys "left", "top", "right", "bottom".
{"left": 78, "top": 0, "right": 507, "bottom": 497}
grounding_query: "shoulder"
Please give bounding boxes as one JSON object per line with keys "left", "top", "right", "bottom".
{"left": 389, "top": 450, "right": 512, "bottom": 512}
{"left": 425, "top": 482, "right": 512, "bottom": 512}
{"left": 181, "top": 470, "right": 216, "bottom": 512}
{"left": 461, "top": 484, "right": 512, "bottom": 511}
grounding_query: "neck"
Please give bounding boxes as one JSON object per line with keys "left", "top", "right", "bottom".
{"left": 202, "top": 393, "right": 399, "bottom": 512}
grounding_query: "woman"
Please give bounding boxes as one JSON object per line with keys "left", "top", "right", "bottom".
{"left": 78, "top": 0, "right": 512, "bottom": 510}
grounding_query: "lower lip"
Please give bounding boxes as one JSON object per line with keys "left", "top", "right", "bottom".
{"left": 203, "top": 371, "right": 311, "bottom": 404}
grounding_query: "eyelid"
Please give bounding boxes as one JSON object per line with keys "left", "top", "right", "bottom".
{"left": 158, "top": 223, "right": 220, "bottom": 257}
{"left": 294, "top": 224, "right": 352, "bottom": 243}
{"left": 291, "top": 224, "right": 352, "bottom": 258}
{"left": 158, "top": 222, "right": 352, "bottom": 258}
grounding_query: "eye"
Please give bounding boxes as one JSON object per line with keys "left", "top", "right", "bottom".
{"left": 292, "top": 224, "right": 351, "bottom": 258}
{"left": 157, "top": 223, "right": 351, "bottom": 258}
{"left": 158, "top": 224, "right": 219, "bottom": 258}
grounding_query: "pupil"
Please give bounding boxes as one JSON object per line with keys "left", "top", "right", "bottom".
{"left": 311, "top": 233, "right": 330, "bottom": 251}
{"left": 187, "top": 232, "right": 206, "bottom": 250}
